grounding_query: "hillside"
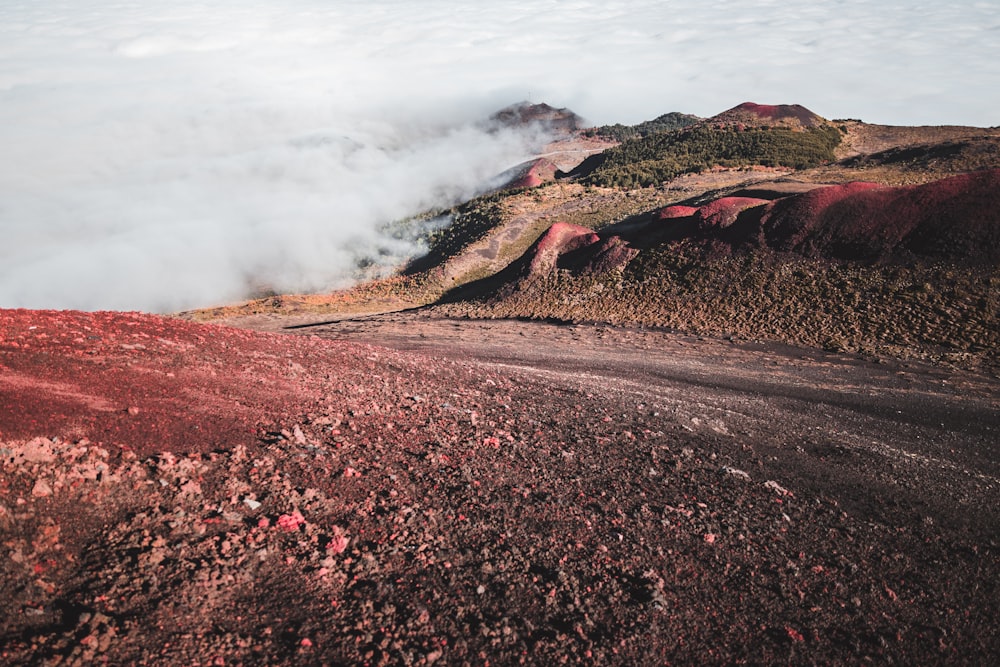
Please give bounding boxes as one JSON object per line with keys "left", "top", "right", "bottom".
{"left": 570, "top": 123, "right": 843, "bottom": 188}
{"left": 708, "top": 102, "right": 828, "bottom": 129}
{"left": 431, "top": 170, "right": 998, "bottom": 367}
{"left": 582, "top": 111, "right": 701, "bottom": 142}
{"left": 191, "top": 102, "right": 1000, "bottom": 370}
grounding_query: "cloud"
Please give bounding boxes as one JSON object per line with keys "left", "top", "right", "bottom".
{"left": 1, "top": 1, "right": 998, "bottom": 311}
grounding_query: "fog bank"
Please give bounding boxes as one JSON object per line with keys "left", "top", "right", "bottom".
{"left": 2, "top": 1, "right": 997, "bottom": 311}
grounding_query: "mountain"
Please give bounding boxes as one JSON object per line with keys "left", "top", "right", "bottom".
{"left": 707, "top": 101, "right": 828, "bottom": 129}
{"left": 487, "top": 101, "right": 585, "bottom": 134}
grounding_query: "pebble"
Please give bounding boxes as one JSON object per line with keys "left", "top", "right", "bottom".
{"left": 31, "top": 479, "right": 53, "bottom": 498}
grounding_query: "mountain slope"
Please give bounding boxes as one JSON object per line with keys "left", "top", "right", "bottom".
{"left": 431, "top": 169, "right": 1000, "bottom": 367}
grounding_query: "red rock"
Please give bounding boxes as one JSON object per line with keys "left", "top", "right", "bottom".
{"left": 31, "top": 479, "right": 53, "bottom": 498}
{"left": 277, "top": 511, "right": 306, "bottom": 532}
{"left": 786, "top": 626, "right": 806, "bottom": 643}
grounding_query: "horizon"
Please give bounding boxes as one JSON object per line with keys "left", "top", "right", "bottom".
{"left": 2, "top": 0, "right": 998, "bottom": 312}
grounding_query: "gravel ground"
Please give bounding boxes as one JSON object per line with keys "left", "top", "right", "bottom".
{"left": 2, "top": 309, "right": 998, "bottom": 665}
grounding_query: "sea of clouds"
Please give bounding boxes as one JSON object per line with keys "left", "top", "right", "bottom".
{"left": 2, "top": 0, "right": 998, "bottom": 311}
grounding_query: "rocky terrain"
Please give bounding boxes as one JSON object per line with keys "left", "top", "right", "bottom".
{"left": 4, "top": 101, "right": 1000, "bottom": 665}
{"left": 3, "top": 308, "right": 999, "bottom": 665}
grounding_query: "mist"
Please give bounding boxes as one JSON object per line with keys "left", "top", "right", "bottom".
{"left": 2, "top": 1, "right": 998, "bottom": 312}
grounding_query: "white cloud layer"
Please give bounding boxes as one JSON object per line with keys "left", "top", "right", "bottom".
{"left": 2, "top": 0, "right": 998, "bottom": 311}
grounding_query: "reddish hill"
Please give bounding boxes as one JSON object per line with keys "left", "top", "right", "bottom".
{"left": 525, "top": 222, "right": 601, "bottom": 276}
{"left": 488, "top": 101, "right": 585, "bottom": 134}
{"left": 695, "top": 196, "right": 770, "bottom": 230}
{"left": 617, "top": 169, "right": 1000, "bottom": 264}
{"left": 656, "top": 205, "right": 699, "bottom": 220}
{"left": 708, "top": 102, "right": 828, "bottom": 129}
{"left": 754, "top": 181, "right": 886, "bottom": 252}
{"left": 500, "top": 157, "right": 560, "bottom": 189}
{"left": 755, "top": 168, "right": 1000, "bottom": 262}
{"left": 492, "top": 168, "right": 1000, "bottom": 294}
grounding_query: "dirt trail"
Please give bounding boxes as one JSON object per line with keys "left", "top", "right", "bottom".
{"left": 281, "top": 313, "right": 1000, "bottom": 539}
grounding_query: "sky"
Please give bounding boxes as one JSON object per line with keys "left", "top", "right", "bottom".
{"left": 2, "top": 0, "right": 998, "bottom": 312}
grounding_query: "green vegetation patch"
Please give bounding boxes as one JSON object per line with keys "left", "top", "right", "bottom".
{"left": 582, "top": 112, "right": 701, "bottom": 142}
{"left": 418, "top": 192, "right": 512, "bottom": 265}
{"left": 584, "top": 124, "right": 843, "bottom": 188}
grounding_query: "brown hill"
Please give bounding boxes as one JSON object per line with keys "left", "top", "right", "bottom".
{"left": 707, "top": 102, "right": 828, "bottom": 129}
{"left": 487, "top": 101, "right": 585, "bottom": 134}
{"left": 497, "top": 157, "right": 560, "bottom": 190}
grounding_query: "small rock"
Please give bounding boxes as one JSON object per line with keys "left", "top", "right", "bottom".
{"left": 326, "top": 526, "right": 350, "bottom": 554}
{"left": 277, "top": 511, "right": 306, "bottom": 532}
{"left": 722, "top": 466, "right": 751, "bottom": 481}
{"left": 20, "top": 438, "right": 57, "bottom": 464}
{"left": 764, "top": 480, "right": 793, "bottom": 497}
{"left": 31, "top": 479, "right": 53, "bottom": 498}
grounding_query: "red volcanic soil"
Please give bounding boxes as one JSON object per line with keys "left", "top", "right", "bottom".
{"left": 0, "top": 310, "right": 334, "bottom": 455}
{"left": 695, "top": 197, "right": 770, "bottom": 230}
{"left": 756, "top": 169, "right": 1000, "bottom": 261}
{"left": 656, "top": 205, "right": 699, "bottom": 220}
{"left": 2, "top": 309, "right": 1000, "bottom": 664}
